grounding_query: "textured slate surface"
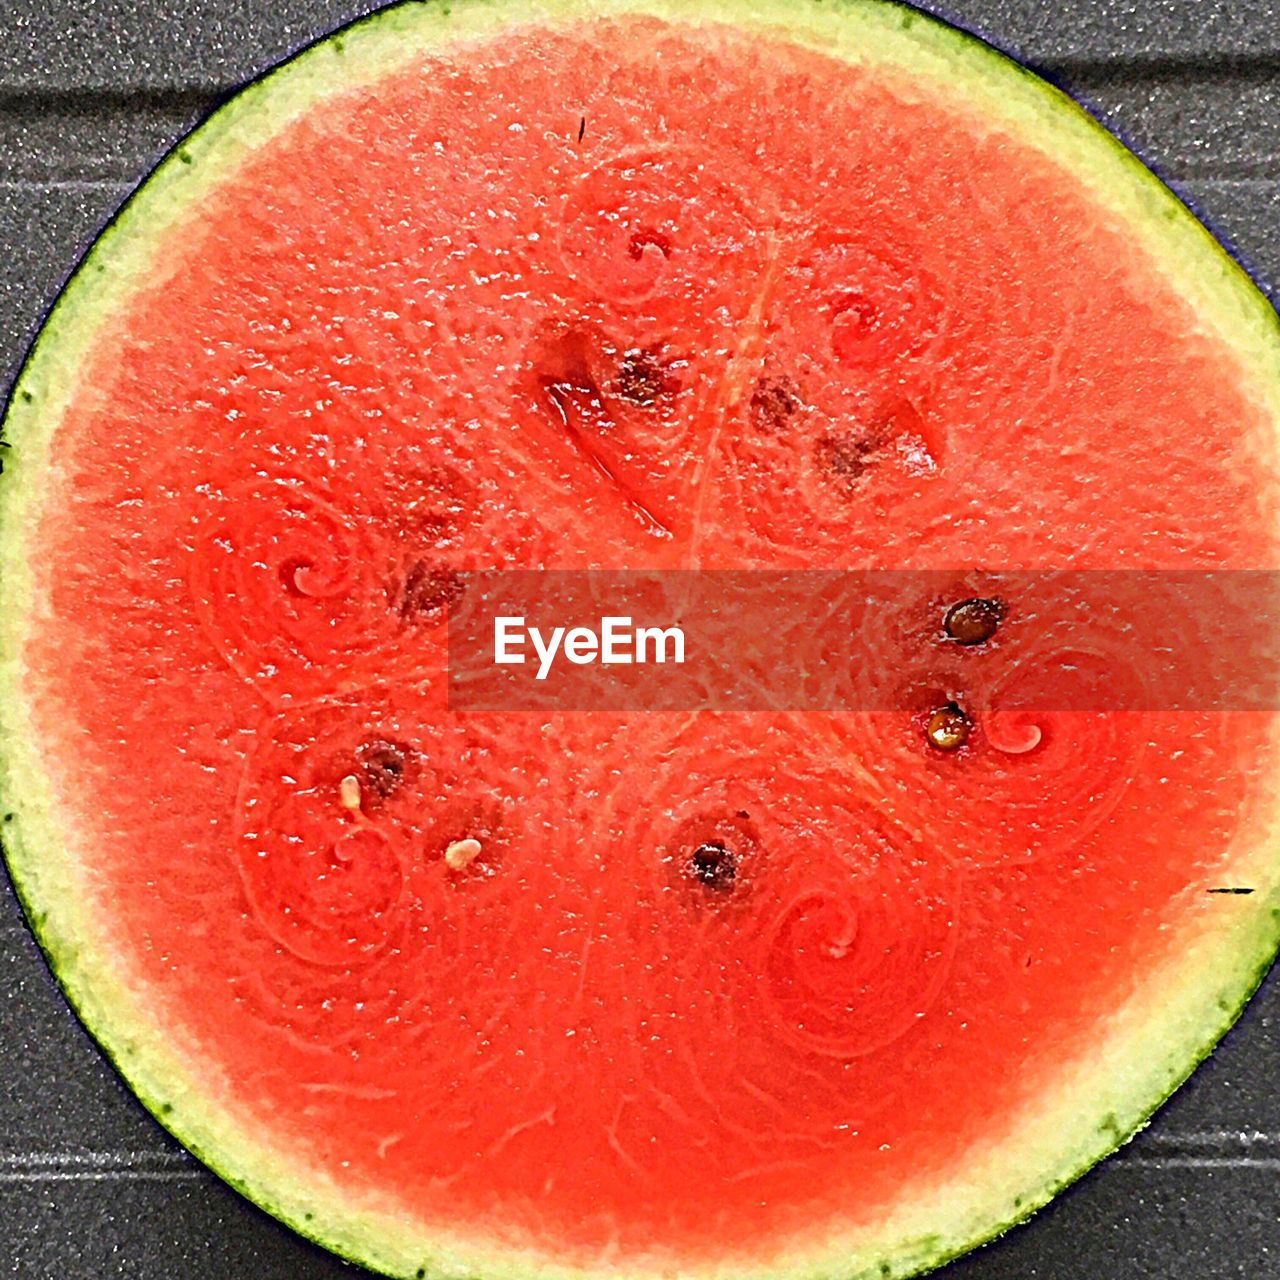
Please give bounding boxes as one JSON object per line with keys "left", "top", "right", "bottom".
{"left": 1, "top": 0, "right": 1280, "bottom": 90}
{"left": 0, "top": 1, "right": 1277, "bottom": 1277}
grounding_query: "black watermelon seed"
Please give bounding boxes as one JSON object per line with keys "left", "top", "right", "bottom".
{"left": 943, "top": 597, "right": 1003, "bottom": 646}
{"left": 690, "top": 840, "right": 738, "bottom": 890}
{"left": 925, "top": 703, "right": 971, "bottom": 752}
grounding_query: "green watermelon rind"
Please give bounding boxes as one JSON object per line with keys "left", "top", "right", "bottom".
{"left": 1, "top": 1, "right": 1278, "bottom": 1277}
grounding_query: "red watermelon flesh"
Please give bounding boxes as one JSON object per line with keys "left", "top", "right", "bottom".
{"left": 5, "top": 8, "right": 1280, "bottom": 1276}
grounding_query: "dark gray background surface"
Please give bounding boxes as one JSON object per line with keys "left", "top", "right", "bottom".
{"left": 0, "top": 1, "right": 1277, "bottom": 1276}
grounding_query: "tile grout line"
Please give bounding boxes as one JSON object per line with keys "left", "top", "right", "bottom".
{"left": 0, "top": 178, "right": 137, "bottom": 189}
{"left": 1117, "top": 1156, "right": 1280, "bottom": 1171}
{"left": 0, "top": 1151, "right": 193, "bottom": 1166}
{"left": 0, "top": 1168, "right": 207, "bottom": 1183}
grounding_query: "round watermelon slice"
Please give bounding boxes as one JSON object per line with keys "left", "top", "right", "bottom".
{"left": 2, "top": 1, "right": 1279, "bottom": 1278}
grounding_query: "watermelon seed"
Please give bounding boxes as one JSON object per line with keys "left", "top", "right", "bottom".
{"left": 925, "top": 703, "right": 971, "bottom": 752}
{"left": 356, "top": 739, "right": 411, "bottom": 800}
{"left": 444, "top": 838, "right": 484, "bottom": 870}
{"left": 1207, "top": 886, "right": 1254, "bottom": 894}
{"left": 750, "top": 376, "right": 802, "bottom": 433}
{"left": 577, "top": 116, "right": 586, "bottom": 143}
{"left": 943, "top": 597, "right": 1004, "bottom": 646}
{"left": 690, "top": 841, "right": 737, "bottom": 891}
{"left": 338, "top": 775, "right": 362, "bottom": 814}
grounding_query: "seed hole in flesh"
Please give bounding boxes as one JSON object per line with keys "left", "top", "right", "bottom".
{"left": 628, "top": 228, "right": 672, "bottom": 261}
{"left": 925, "top": 703, "right": 971, "bottom": 752}
{"left": 400, "top": 560, "right": 465, "bottom": 622}
{"left": 534, "top": 330, "right": 615, "bottom": 435}
{"left": 815, "top": 430, "right": 885, "bottom": 489}
{"left": 278, "top": 557, "right": 313, "bottom": 597}
{"left": 690, "top": 840, "right": 737, "bottom": 891}
{"left": 830, "top": 292, "right": 883, "bottom": 367}
{"left": 541, "top": 372, "right": 613, "bottom": 436}
{"left": 355, "top": 739, "right": 412, "bottom": 801}
{"left": 615, "top": 348, "right": 674, "bottom": 406}
{"left": 332, "top": 826, "right": 386, "bottom": 865}
{"left": 750, "top": 376, "right": 802, "bottom": 434}
{"left": 669, "top": 809, "right": 759, "bottom": 898}
{"left": 943, "top": 597, "right": 1004, "bottom": 646}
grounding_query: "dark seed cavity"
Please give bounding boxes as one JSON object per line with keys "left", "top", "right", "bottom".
{"left": 690, "top": 841, "right": 737, "bottom": 891}
{"left": 616, "top": 349, "right": 671, "bottom": 405}
{"left": 816, "top": 430, "right": 885, "bottom": 489}
{"left": 925, "top": 703, "right": 971, "bottom": 752}
{"left": 671, "top": 810, "right": 759, "bottom": 896}
{"left": 750, "top": 376, "right": 802, "bottom": 433}
{"left": 400, "top": 560, "right": 464, "bottom": 621}
{"left": 627, "top": 228, "right": 671, "bottom": 261}
{"left": 944, "top": 597, "right": 1003, "bottom": 646}
{"left": 355, "top": 739, "right": 412, "bottom": 800}
{"left": 833, "top": 292, "right": 881, "bottom": 332}
{"left": 278, "top": 557, "right": 313, "bottom": 597}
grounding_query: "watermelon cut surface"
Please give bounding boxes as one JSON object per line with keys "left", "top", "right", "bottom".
{"left": 1, "top": 2, "right": 1279, "bottom": 1278}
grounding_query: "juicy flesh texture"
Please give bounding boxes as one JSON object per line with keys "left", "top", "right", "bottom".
{"left": 22, "top": 15, "right": 1280, "bottom": 1267}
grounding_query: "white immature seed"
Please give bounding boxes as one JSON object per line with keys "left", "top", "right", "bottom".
{"left": 339, "top": 774, "right": 362, "bottom": 813}
{"left": 444, "top": 838, "right": 483, "bottom": 870}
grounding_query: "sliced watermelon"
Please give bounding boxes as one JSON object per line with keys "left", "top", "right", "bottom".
{"left": 2, "top": 2, "right": 1279, "bottom": 1278}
